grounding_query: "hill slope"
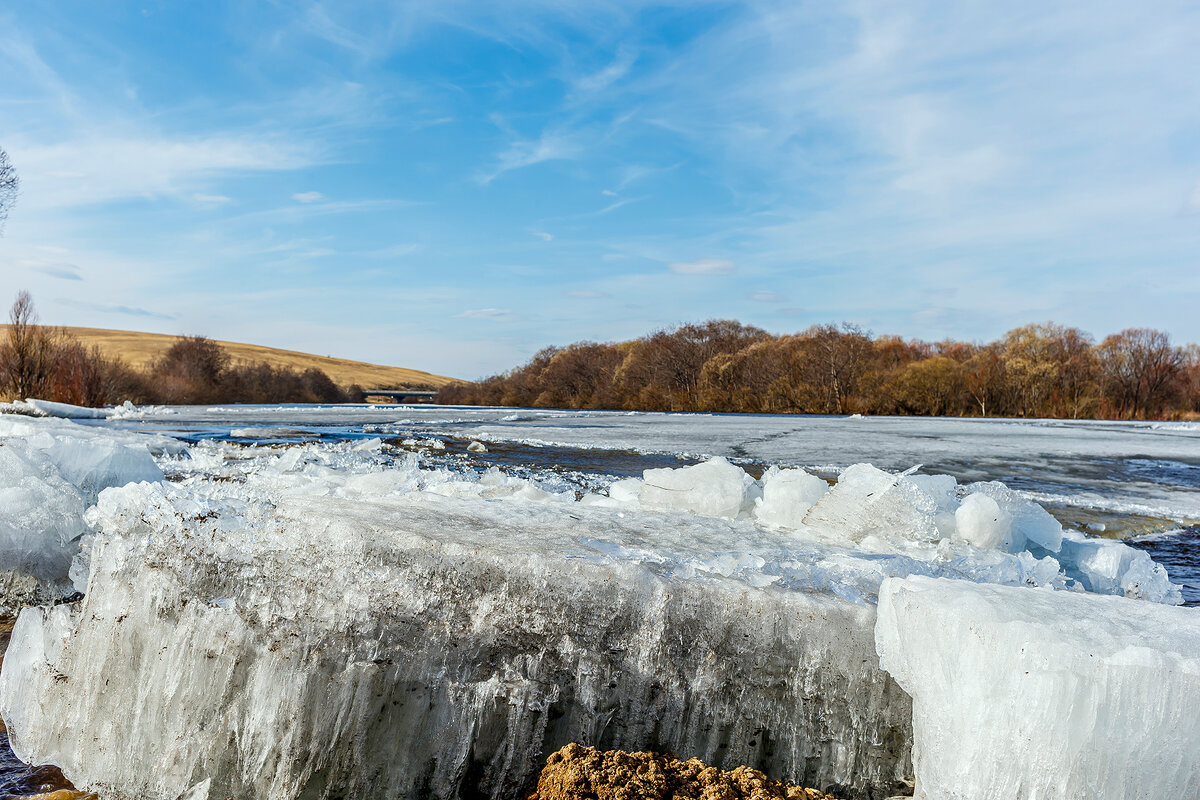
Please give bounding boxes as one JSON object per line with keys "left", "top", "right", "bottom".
{"left": 25, "top": 326, "right": 457, "bottom": 389}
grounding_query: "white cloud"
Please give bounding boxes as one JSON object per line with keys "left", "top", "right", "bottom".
{"left": 573, "top": 48, "right": 637, "bottom": 94}
{"left": 292, "top": 191, "right": 325, "bottom": 203}
{"left": 8, "top": 135, "right": 317, "bottom": 209}
{"left": 24, "top": 259, "right": 82, "bottom": 281}
{"left": 749, "top": 290, "right": 786, "bottom": 302}
{"left": 533, "top": 231, "right": 553, "bottom": 241}
{"left": 669, "top": 258, "right": 736, "bottom": 275}
{"left": 454, "top": 308, "right": 512, "bottom": 320}
{"left": 58, "top": 298, "right": 175, "bottom": 320}
{"left": 479, "top": 130, "right": 581, "bottom": 184}
{"left": 193, "top": 193, "right": 232, "bottom": 205}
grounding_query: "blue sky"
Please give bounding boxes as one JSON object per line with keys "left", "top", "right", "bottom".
{"left": 1, "top": 1, "right": 1199, "bottom": 378}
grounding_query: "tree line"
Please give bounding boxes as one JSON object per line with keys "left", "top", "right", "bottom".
{"left": 0, "top": 292, "right": 365, "bottom": 406}
{"left": 436, "top": 319, "right": 1200, "bottom": 420}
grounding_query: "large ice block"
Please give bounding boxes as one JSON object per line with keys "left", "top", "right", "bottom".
{"left": 1, "top": 481, "right": 914, "bottom": 800}
{"left": 875, "top": 576, "right": 1200, "bottom": 800}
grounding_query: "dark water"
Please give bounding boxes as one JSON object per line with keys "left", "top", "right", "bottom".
{"left": 0, "top": 731, "right": 88, "bottom": 798}
{"left": 1131, "top": 527, "right": 1200, "bottom": 606}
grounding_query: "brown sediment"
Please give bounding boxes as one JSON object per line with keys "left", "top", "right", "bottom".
{"left": 525, "top": 744, "right": 838, "bottom": 800}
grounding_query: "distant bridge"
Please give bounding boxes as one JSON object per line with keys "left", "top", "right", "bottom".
{"left": 362, "top": 389, "right": 439, "bottom": 403}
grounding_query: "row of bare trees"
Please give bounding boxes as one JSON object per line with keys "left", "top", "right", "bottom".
{"left": 0, "top": 292, "right": 364, "bottom": 406}
{"left": 438, "top": 320, "right": 1200, "bottom": 420}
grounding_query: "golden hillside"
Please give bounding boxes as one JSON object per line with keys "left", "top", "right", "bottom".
{"left": 25, "top": 326, "right": 457, "bottom": 389}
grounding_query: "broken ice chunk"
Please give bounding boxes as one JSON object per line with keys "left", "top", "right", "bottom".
{"left": 1057, "top": 529, "right": 1181, "bottom": 605}
{"left": 639, "top": 457, "right": 756, "bottom": 519}
{"left": 953, "top": 494, "right": 1015, "bottom": 550}
{"left": 753, "top": 467, "right": 829, "bottom": 529}
{"left": 961, "top": 481, "right": 1063, "bottom": 552}
{"left": 802, "top": 464, "right": 943, "bottom": 543}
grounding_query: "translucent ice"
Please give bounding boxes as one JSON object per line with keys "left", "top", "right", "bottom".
{"left": 0, "top": 429, "right": 1186, "bottom": 800}
{"left": 960, "top": 480, "right": 1063, "bottom": 552}
{"left": 1057, "top": 529, "right": 1180, "bottom": 604}
{"left": 0, "top": 416, "right": 167, "bottom": 612}
{"left": 953, "top": 494, "right": 1013, "bottom": 550}
{"left": 23, "top": 398, "right": 110, "bottom": 418}
{"left": 2, "top": 479, "right": 915, "bottom": 800}
{"left": 638, "top": 456, "right": 757, "bottom": 518}
{"left": 876, "top": 576, "right": 1200, "bottom": 800}
{"left": 802, "top": 464, "right": 946, "bottom": 543}
{"left": 753, "top": 467, "right": 829, "bottom": 529}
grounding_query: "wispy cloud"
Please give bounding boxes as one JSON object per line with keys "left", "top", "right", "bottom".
{"left": 573, "top": 48, "right": 638, "bottom": 94}
{"left": 478, "top": 130, "right": 581, "bottom": 184}
{"left": 27, "top": 260, "right": 83, "bottom": 281}
{"left": 371, "top": 243, "right": 421, "bottom": 257}
{"left": 2, "top": 1, "right": 1198, "bottom": 376}
{"left": 59, "top": 299, "right": 175, "bottom": 320}
{"left": 9, "top": 135, "right": 318, "bottom": 209}
{"left": 669, "top": 258, "right": 736, "bottom": 275}
{"left": 455, "top": 308, "right": 513, "bottom": 320}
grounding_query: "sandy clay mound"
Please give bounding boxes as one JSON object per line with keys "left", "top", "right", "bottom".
{"left": 526, "top": 744, "right": 837, "bottom": 800}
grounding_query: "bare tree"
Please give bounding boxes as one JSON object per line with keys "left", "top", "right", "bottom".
{"left": 805, "top": 323, "right": 873, "bottom": 414}
{"left": 1098, "top": 328, "right": 1183, "bottom": 418}
{"left": 2, "top": 291, "right": 58, "bottom": 399}
{"left": 0, "top": 146, "right": 18, "bottom": 233}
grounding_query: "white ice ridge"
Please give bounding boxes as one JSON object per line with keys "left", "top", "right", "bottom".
{"left": 1, "top": 480, "right": 915, "bottom": 800}
{"left": 0, "top": 415, "right": 174, "bottom": 613}
{"left": 875, "top": 576, "right": 1200, "bottom": 800}
{"left": 606, "top": 458, "right": 1178, "bottom": 605}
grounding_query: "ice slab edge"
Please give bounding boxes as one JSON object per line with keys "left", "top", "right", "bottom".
{"left": 876, "top": 576, "right": 1200, "bottom": 800}
{"left": 0, "top": 415, "right": 166, "bottom": 614}
{"left": 0, "top": 491, "right": 914, "bottom": 800}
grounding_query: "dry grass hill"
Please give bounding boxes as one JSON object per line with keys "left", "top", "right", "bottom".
{"left": 38, "top": 326, "right": 457, "bottom": 389}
